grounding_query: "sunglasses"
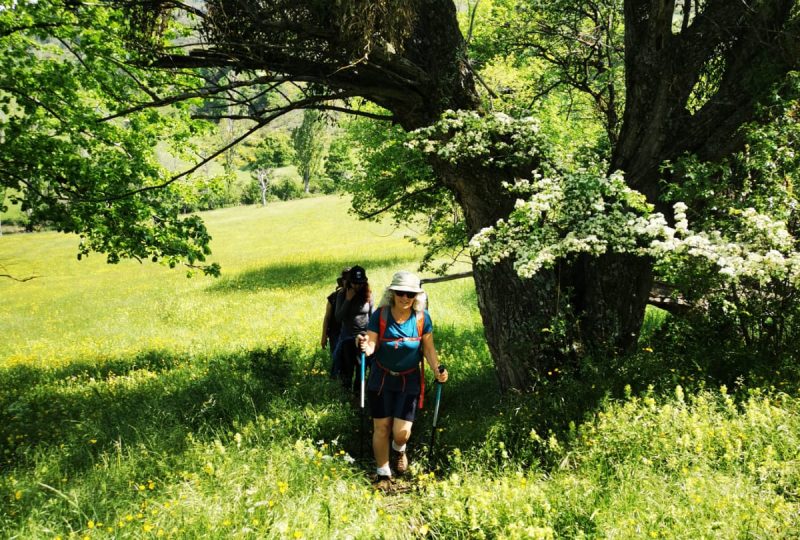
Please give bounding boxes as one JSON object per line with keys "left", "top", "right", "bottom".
{"left": 393, "top": 291, "right": 417, "bottom": 299}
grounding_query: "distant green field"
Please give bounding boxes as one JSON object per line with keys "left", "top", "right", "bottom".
{"left": 0, "top": 195, "right": 477, "bottom": 368}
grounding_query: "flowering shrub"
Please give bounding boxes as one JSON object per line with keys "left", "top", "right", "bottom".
{"left": 466, "top": 168, "right": 800, "bottom": 288}
{"left": 408, "top": 108, "right": 800, "bottom": 362}
{"left": 407, "top": 110, "right": 550, "bottom": 169}
{"left": 466, "top": 166, "right": 800, "bottom": 361}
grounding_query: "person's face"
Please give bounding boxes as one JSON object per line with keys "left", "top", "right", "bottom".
{"left": 393, "top": 290, "right": 416, "bottom": 308}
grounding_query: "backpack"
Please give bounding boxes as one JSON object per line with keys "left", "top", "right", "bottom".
{"left": 375, "top": 307, "right": 429, "bottom": 408}
{"left": 377, "top": 307, "right": 425, "bottom": 351}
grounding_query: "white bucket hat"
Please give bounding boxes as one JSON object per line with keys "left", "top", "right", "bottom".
{"left": 388, "top": 271, "right": 422, "bottom": 293}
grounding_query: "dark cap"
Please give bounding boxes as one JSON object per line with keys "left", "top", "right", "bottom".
{"left": 349, "top": 265, "right": 367, "bottom": 283}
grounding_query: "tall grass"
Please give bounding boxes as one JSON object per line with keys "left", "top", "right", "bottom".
{"left": 2, "top": 196, "right": 799, "bottom": 539}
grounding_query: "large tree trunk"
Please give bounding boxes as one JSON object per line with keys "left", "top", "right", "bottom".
{"left": 435, "top": 158, "right": 653, "bottom": 387}
{"left": 473, "top": 262, "right": 563, "bottom": 389}
{"left": 400, "top": 2, "right": 656, "bottom": 388}
{"left": 576, "top": 254, "right": 653, "bottom": 356}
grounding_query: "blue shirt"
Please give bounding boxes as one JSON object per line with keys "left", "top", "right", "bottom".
{"left": 368, "top": 308, "right": 433, "bottom": 372}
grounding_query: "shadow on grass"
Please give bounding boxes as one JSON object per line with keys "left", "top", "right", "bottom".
{"left": 0, "top": 346, "right": 349, "bottom": 474}
{"left": 0, "top": 323, "right": 543, "bottom": 480}
{"left": 206, "top": 254, "right": 420, "bottom": 294}
{"left": 406, "top": 315, "right": 800, "bottom": 472}
{"left": 4, "top": 316, "right": 779, "bottom": 481}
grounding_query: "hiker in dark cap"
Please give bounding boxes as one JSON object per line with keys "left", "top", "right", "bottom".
{"left": 321, "top": 267, "right": 349, "bottom": 378}
{"left": 334, "top": 265, "right": 374, "bottom": 394}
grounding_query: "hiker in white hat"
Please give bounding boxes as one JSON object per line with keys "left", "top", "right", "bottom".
{"left": 356, "top": 270, "right": 448, "bottom": 491}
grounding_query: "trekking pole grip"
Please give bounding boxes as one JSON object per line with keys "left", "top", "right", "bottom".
{"left": 436, "top": 364, "right": 446, "bottom": 383}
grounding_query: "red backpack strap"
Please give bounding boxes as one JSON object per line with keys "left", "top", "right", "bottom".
{"left": 378, "top": 307, "right": 388, "bottom": 350}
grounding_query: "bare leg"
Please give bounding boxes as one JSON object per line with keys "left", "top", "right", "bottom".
{"left": 373, "top": 417, "right": 393, "bottom": 472}
{"left": 392, "top": 418, "right": 413, "bottom": 448}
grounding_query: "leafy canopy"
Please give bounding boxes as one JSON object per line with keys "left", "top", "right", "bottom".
{"left": 1, "top": 1, "right": 220, "bottom": 274}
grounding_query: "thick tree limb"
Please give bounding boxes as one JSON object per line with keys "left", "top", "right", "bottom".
{"left": 0, "top": 22, "right": 65, "bottom": 38}
{"left": 358, "top": 185, "right": 441, "bottom": 220}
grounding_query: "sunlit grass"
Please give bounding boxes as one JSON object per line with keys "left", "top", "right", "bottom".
{"left": 0, "top": 196, "right": 429, "bottom": 367}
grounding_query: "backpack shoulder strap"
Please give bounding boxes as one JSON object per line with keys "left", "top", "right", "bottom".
{"left": 416, "top": 310, "right": 427, "bottom": 409}
{"left": 378, "top": 307, "right": 388, "bottom": 349}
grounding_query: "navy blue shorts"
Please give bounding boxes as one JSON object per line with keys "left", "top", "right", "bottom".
{"left": 366, "top": 362, "right": 422, "bottom": 422}
{"left": 368, "top": 387, "right": 418, "bottom": 422}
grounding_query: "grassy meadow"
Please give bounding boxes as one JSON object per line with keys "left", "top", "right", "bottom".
{"left": 2, "top": 196, "right": 799, "bottom": 539}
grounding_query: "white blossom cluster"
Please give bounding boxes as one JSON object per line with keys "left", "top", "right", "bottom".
{"left": 470, "top": 170, "right": 800, "bottom": 287}
{"left": 0, "top": 0, "right": 38, "bottom": 11}
{"left": 647, "top": 206, "right": 800, "bottom": 286}
{"left": 407, "top": 110, "right": 544, "bottom": 168}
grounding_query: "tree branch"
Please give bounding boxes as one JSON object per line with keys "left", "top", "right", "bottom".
{"left": 358, "top": 185, "right": 441, "bottom": 220}
{"left": 99, "top": 74, "right": 277, "bottom": 121}
{"left": 420, "top": 270, "right": 473, "bottom": 285}
{"left": 0, "top": 22, "right": 65, "bottom": 38}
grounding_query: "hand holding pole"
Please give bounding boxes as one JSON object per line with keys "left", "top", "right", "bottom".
{"left": 359, "top": 334, "right": 367, "bottom": 410}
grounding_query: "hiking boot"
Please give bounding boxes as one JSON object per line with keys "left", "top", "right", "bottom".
{"left": 390, "top": 449, "right": 408, "bottom": 475}
{"left": 372, "top": 474, "right": 395, "bottom": 493}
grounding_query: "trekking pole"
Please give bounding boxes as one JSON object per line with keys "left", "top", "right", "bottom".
{"left": 428, "top": 365, "right": 446, "bottom": 464}
{"left": 358, "top": 334, "right": 367, "bottom": 458}
{"left": 360, "top": 350, "right": 366, "bottom": 409}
